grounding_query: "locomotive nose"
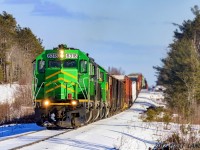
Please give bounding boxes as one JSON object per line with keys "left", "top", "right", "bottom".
{"left": 44, "top": 69, "right": 78, "bottom": 100}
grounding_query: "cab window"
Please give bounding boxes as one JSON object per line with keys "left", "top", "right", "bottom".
{"left": 64, "top": 60, "right": 77, "bottom": 68}
{"left": 49, "top": 60, "right": 61, "bottom": 68}
{"left": 100, "top": 72, "right": 104, "bottom": 82}
{"left": 89, "top": 63, "right": 94, "bottom": 75}
{"left": 38, "top": 60, "right": 45, "bottom": 73}
{"left": 80, "top": 60, "right": 87, "bottom": 73}
{"left": 97, "top": 68, "right": 100, "bottom": 79}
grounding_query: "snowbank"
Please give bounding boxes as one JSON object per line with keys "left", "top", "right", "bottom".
{"left": 0, "top": 84, "right": 19, "bottom": 103}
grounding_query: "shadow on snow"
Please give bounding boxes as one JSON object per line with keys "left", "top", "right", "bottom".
{"left": 109, "top": 129, "right": 157, "bottom": 145}
{"left": 48, "top": 138, "right": 114, "bottom": 150}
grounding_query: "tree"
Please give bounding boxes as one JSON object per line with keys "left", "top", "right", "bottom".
{"left": 16, "top": 26, "right": 43, "bottom": 84}
{"left": 0, "top": 11, "right": 17, "bottom": 82}
{"left": 154, "top": 6, "right": 200, "bottom": 122}
{"left": 108, "top": 66, "right": 125, "bottom": 75}
{"left": 0, "top": 11, "right": 43, "bottom": 84}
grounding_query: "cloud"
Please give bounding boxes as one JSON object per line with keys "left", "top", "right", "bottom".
{"left": 4, "top": 0, "right": 114, "bottom": 20}
{"left": 3, "top": 0, "right": 40, "bottom": 4}
{"left": 31, "top": 1, "right": 114, "bottom": 21}
{"left": 32, "top": 1, "right": 70, "bottom": 17}
{"left": 31, "top": 1, "right": 91, "bottom": 20}
{"left": 4, "top": 0, "right": 90, "bottom": 20}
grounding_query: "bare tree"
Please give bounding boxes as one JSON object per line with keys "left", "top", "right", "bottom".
{"left": 108, "top": 66, "right": 125, "bottom": 75}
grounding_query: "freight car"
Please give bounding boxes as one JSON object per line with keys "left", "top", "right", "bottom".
{"left": 32, "top": 44, "right": 135, "bottom": 128}
{"left": 128, "top": 73, "right": 148, "bottom": 96}
{"left": 112, "top": 75, "right": 133, "bottom": 108}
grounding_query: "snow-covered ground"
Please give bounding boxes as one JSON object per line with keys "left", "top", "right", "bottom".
{"left": 0, "top": 90, "right": 199, "bottom": 150}
{"left": 0, "top": 124, "right": 44, "bottom": 139}
{"left": 0, "top": 84, "right": 19, "bottom": 103}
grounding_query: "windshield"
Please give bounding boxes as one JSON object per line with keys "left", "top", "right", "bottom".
{"left": 63, "top": 60, "right": 77, "bottom": 68}
{"left": 49, "top": 60, "right": 61, "bottom": 68}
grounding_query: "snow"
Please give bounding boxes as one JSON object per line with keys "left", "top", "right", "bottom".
{"left": 0, "top": 90, "right": 199, "bottom": 150}
{"left": 0, "top": 124, "right": 44, "bottom": 139}
{"left": 0, "top": 84, "right": 19, "bottom": 103}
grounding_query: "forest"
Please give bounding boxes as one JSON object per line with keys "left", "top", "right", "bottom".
{"left": 0, "top": 11, "right": 43, "bottom": 123}
{"left": 154, "top": 5, "right": 200, "bottom": 124}
{"left": 0, "top": 11, "right": 43, "bottom": 84}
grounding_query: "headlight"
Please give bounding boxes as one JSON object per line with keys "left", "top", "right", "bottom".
{"left": 43, "top": 99, "right": 50, "bottom": 107}
{"left": 71, "top": 100, "right": 78, "bottom": 106}
{"left": 59, "top": 50, "right": 64, "bottom": 58}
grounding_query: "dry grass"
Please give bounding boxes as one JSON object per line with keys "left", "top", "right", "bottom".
{"left": 0, "top": 102, "right": 11, "bottom": 124}
{"left": 172, "top": 105, "right": 200, "bottom": 125}
{"left": 0, "top": 85, "right": 34, "bottom": 125}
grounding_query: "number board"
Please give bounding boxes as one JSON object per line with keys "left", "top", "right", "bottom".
{"left": 66, "top": 54, "right": 78, "bottom": 59}
{"left": 47, "top": 53, "right": 58, "bottom": 58}
{"left": 46, "top": 53, "right": 78, "bottom": 59}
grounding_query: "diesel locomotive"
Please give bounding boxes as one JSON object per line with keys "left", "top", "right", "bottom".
{"left": 32, "top": 44, "right": 139, "bottom": 128}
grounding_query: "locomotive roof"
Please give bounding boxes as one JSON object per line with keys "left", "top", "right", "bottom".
{"left": 34, "top": 44, "right": 107, "bottom": 72}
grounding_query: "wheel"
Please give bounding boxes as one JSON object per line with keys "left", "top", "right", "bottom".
{"left": 71, "top": 117, "right": 76, "bottom": 129}
{"left": 104, "top": 106, "right": 110, "bottom": 118}
{"left": 99, "top": 105, "right": 106, "bottom": 119}
{"left": 85, "top": 109, "right": 92, "bottom": 124}
{"left": 92, "top": 108, "right": 100, "bottom": 121}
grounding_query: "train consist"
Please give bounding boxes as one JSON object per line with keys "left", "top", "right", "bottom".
{"left": 32, "top": 44, "right": 148, "bottom": 128}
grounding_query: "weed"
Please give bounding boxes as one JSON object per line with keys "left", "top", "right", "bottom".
{"left": 142, "top": 106, "right": 172, "bottom": 124}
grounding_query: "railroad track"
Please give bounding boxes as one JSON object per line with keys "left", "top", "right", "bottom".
{"left": 0, "top": 128, "right": 72, "bottom": 150}
{"left": 0, "top": 129, "right": 44, "bottom": 142}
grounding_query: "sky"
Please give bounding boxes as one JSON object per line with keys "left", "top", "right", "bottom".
{"left": 0, "top": 0, "right": 199, "bottom": 86}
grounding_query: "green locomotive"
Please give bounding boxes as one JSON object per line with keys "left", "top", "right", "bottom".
{"left": 33, "top": 44, "right": 109, "bottom": 128}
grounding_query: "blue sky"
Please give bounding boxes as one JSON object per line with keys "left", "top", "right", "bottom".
{"left": 0, "top": 0, "right": 199, "bottom": 86}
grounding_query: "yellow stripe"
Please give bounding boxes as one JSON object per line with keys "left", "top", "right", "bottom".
{"left": 45, "top": 71, "right": 77, "bottom": 82}
{"left": 68, "top": 88, "right": 74, "bottom": 92}
{"left": 45, "top": 85, "right": 61, "bottom": 94}
{"left": 61, "top": 84, "right": 66, "bottom": 89}
{"left": 45, "top": 84, "right": 75, "bottom": 94}
{"left": 61, "top": 84, "right": 75, "bottom": 92}
{"left": 78, "top": 99, "right": 90, "bottom": 103}
{"left": 50, "top": 100, "right": 90, "bottom": 105}
{"left": 35, "top": 100, "right": 90, "bottom": 106}
{"left": 61, "top": 70, "right": 77, "bottom": 80}
{"left": 35, "top": 99, "right": 42, "bottom": 102}
{"left": 50, "top": 103, "right": 71, "bottom": 106}
{"left": 46, "top": 71, "right": 61, "bottom": 80}
{"left": 45, "top": 78, "right": 70, "bottom": 87}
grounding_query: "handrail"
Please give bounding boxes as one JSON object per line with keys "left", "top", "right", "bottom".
{"left": 77, "top": 82, "right": 87, "bottom": 99}
{"left": 34, "top": 82, "right": 45, "bottom": 107}
{"left": 83, "top": 77, "right": 91, "bottom": 108}
{"left": 32, "top": 76, "right": 38, "bottom": 99}
{"left": 83, "top": 77, "right": 88, "bottom": 97}
{"left": 35, "top": 82, "right": 45, "bottom": 99}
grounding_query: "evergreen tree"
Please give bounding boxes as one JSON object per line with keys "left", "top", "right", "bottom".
{"left": 0, "top": 11, "right": 17, "bottom": 82}
{"left": 154, "top": 6, "right": 200, "bottom": 122}
{"left": 0, "top": 11, "right": 43, "bottom": 84}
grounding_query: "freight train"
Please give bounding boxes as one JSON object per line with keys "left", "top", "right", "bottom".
{"left": 32, "top": 44, "right": 147, "bottom": 128}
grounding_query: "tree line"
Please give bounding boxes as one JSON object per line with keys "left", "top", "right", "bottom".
{"left": 0, "top": 11, "right": 43, "bottom": 84}
{"left": 154, "top": 6, "right": 200, "bottom": 123}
